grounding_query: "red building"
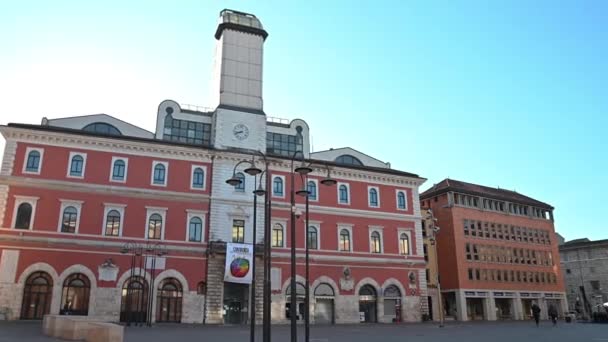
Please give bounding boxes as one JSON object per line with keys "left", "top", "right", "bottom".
{"left": 420, "top": 179, "right": 566, "bottom": 321}
{"left": 0, "top": 10, "right": 427, "bottom": 324}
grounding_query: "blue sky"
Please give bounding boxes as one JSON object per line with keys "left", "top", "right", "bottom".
{"left": 1, "top": 1, "right": 606, "bottom": 241}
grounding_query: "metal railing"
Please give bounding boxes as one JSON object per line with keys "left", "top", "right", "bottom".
{"left": 180, "top": 103, "right": 214, "bottom": 113}
{"left": 266, "top": 116, "right": 290, "bottom": 125}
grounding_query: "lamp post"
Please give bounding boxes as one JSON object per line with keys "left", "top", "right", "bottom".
{"left": 425, "top": 209, "right": 444, "bottom": 328}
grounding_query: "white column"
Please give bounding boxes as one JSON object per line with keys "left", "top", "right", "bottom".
{"left": 455, "top": 290, "right": 468, "bottom": 321}
{"left": 513, "top": 294, "right": 524, "bottom": 320}
{"left": 485, "top": 294, "right": 497, "bottom": 321}
{"left": 539, "top": 298, "right": 548, "bottom": 320}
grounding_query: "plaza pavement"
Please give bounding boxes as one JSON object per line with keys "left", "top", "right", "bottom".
{"left": 0, "top": 320, "right": 606, "bottom": 342}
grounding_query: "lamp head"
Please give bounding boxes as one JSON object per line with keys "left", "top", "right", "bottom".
{"left": 296, "top": 189, "right": 310, "bottom": 197}
{"left": 253, "top": 184, "right": 266, "bottom": 196}
{"left": 244, "top": 165, "right": 262, "bottom": 176}
{"left": 295, "top": 161, "right": 313, "bottom": 175}
{"left": 226, "top": 175, "right": 242, "bottom": 187}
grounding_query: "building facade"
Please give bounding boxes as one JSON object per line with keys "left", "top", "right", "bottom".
{"left": 420, "top": 179, "right": 566, "bottom": 321}
{"left": 559, "top": 238, "right": 608, "bottom": 319}
{"left": 421, "top": 209, "right": 440, "bottom": 321}
{"left": 0, "top": 9, "right": 427, "bottom": 324}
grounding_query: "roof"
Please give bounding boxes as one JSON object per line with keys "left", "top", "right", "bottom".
{"left": 560, "top": 238, "right": 608, "bottom": 250}
{"left": 420, "top": 178, "right": 553, "bottom": 209}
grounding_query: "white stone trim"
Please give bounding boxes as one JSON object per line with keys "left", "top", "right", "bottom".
{"left": 16, "top": 262, "right": 60, "bottom": 316}
{"left": 395, "top": 189, "right": 408, "bottom": 211}
{"left": 22, "top": 147, "right": 44, "bottom": 175}
{"left": 271, "top": 201, "right": 421, "bottom": 221}
{"left": 56, "top": 199, "right": 84, "bottom": 234}
{"left": 397, "top": 228, "right": 412, "bottom": 256}
{"left": 367, "top": 185, "right": 380, "bottom": 208}
{"left": 109, "top": 156, "right": 129, "bottom": 183}
{"left": 116, "top": 268, "right": 152, "bottom": 289}
{"left": 337, "top": 182, "right": 350, "bottom": 205}
{"left": 271, "top": 174, "right": 286, "bottom": 198}
{"left": 306, "top": 178, "right": 319, "bottom": 202}
{"left": 190, "top": 165, "right": 208, "bottom": 191}
{"left": 101, "top": 204, "right": 126, "bottom": 237}
{"left": 11, "top": 195, "right": 39, "bottom": 229}
{"left": 150, "top": 161, "right": 169, "bottom": 187}
{"left": 186, "top": 210, "right": 206, "bottom": 243}
{"left": 337, "top": 224, "right": 353, "bottom": 252}
{"left": 369, "top": 226, "right": 384, "bottom": 254}
{"left": 145, "top": 207, "right": 167, "bottom": 240}
{"left": 381, "top": 278, "right": 406, "bottom": 298}
{"left": 311, "top": 275, "right": 340, "bottom": 296}
{"left": 271, "top": 220, "right": 287, "bottom": 247}
{"left": 354, "top": 277, "right": 381, "bottom": 296}
{"left": 305, "top": 222, "right": 321, "bottom": 250}
{"left": 66, "top": 151, "right": 87, "bottom": 179}
{"left": 1, "top": 140, "right": 17, "bottom": 176}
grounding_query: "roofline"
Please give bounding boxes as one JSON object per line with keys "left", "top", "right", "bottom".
{"left": 559, "top": 239, "right": 608, "bottom": 250}
{"left": 311, "top": 147, "right": 390, "bottom": 166}
{"left": 45, "top": 113, "right": 155, "bottom": 135}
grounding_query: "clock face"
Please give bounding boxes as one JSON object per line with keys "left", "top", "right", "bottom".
{"left": 233, "top": 123, "right": 250, "bottom": 141}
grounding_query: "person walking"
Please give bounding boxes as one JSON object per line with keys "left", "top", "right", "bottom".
{"left": 531, "top": 303, "right": 541, "bottom": 327}
{"left": 548, "top": 304, "right": 558, "bottom": 326}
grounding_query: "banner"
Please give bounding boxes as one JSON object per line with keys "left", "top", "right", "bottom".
{"left": 224, "top": 242, "right": 253, "bottom": 284}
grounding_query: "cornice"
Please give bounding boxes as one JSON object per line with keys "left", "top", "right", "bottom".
{"left": 272, "top": 251, "right": 426, "bottom": 265}
{"left": 271, "top": 202, "right": 422, "bottom": 222}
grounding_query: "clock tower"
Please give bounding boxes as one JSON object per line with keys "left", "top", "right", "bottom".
{"left": 210, "top": 9, "right": 268, "bottom": 151}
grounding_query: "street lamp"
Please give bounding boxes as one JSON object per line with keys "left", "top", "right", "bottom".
{"left": 425, "top": 209, "right": 444, "bottom": 328}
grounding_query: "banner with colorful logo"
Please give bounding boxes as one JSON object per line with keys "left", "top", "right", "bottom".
{"left": 224, "top": 242, "right": 253, "bottom": 284}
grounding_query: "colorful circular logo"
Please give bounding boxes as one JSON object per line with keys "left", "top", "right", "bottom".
{"left": 230, "top": 258, "right": 250, "bottom": 278}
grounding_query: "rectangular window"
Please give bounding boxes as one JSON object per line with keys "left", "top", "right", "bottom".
{"left": 272, "top": 224, "right": 284, "bottom": 247}
{"left": 468, "top": 269, "right": 474, "bottom": 280}
{"left": 163, "top": 117, "right": 212, "bottom": 146}
{"left": 232, "top": 219, "right": 245, "bottom": 243}
{"left": 466, "top": 243, "right": 472, "bottom": 260}
{"left": 473, "top": 245, "right": 479, "bottom": 261}
{"left": 464, "top": 220, "right": 469, "bottom": 236}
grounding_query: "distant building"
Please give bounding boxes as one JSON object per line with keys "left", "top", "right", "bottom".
{"left": 421, "top": 209, "right": 440, "bottom": 321}
{"left": 559, "top": 238, "right": 608, "bottom": 318}
{"left": 420, "top": 179, "right": 566, "bottom": 321}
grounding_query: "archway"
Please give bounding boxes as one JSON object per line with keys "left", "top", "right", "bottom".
{"left": 120, "top": 276, "right": 149, "bottom": 323}
{"left": 285, "top": 282, "right": 306, "bottom": 321}
{"left": 60, "top": 273, "right": 91, "bottom": 316}
{"left": 383, "top": 285, "right": 402, "bottom": 323}
{"left": 156, "top": 278, "right": 183, "bottom": 323}
{"left": 20, "top": 272, "right": 53, "bottom": 320}
{"left": 314, "top": 283, "right": 335, "bottom": 324}
{"left": 359, "top": 284, "right": 377, "bottom": 323}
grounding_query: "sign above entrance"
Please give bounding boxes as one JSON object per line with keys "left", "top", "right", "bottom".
{"left": 224, "top": 242, "right": 253, "bottom": 284}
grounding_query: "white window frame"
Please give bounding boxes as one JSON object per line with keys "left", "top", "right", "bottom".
{"left": 305, "top": 222, "right": 321, "bottom": 250}
{"left": 337, "top": 182, "right": 351, "bottom": 205}
{"left": 396, "top": 189, "right": 408, "bottom": 211}
{"left": 186, "top": 210, "right": 206, "bottom": 243}
{"left": 368, "top": 226, "right": 384, "bottom": 254}
{"left": 272, "top": 175, "right": 286, "bottom": 198}
{"left": 109, "top": 157, "right": 129, "bottom": 183}
{"left": 190, "top": 165, "right": 207, "bottom": 191}
{"left": 151, "top": 161, "right": 169, "bottom": 187}
{"left": 145, "top": 207, "right": 167, "bottom": 240}
{"left": 22, "top": 147, "right": 44, "bottom": 175}
{"left": 306, "top": 178, "right": 319, "bottom": 202}
{"left": 271, "top": 220, "right": 288, "bottom": 247}
{"left": 11, "top": 195, "right": 39, "bottom": 230}
{"left": 368, "top": 186, "right": 380, "bottom": 208}
{"left": 337, "top": 224, "right": 353, "bottom": 252}
{"left": 57, "top": 199, "right": 84, "bottom": 233}
{"left": 397, "top": 228, "right": 412, "bottom": 256}
{"left": 102, "top": 203, "right": 126, "bottom": 237}
{"left": 66, "top": 152, "right": 87, "bottom": 179}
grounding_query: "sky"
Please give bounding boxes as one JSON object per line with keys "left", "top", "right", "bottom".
{"left": 0, "top": 1, "right": 606, "bottom": 241}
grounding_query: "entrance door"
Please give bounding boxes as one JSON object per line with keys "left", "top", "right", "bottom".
{"left": 314, "top": 299, "right": 334, "bottom": 324}
{"left": 359, "top": 285, "right": 377, "bottom": 323}
{"left": 495, "top": 298, "right": 513, "bottom": 320}
{"left": 156, "top": 278, "right": 183, "bottom": 323}
{"left": 223, "top": 283, "right": 249, "bottom": 324}
{"left": 466, "top": 298, "right": 484, "bottom": 320}
{"left": 20, "top": 272, "right": 53, "bottom": 320}
{"left": 120, "top": 276, "right": 149, "bottom": 323}
{"left": 428, "top": 296, "right": 434, "bottom": 321}
{"left": 522, "top": 299, "right": 533, "bottom": 319}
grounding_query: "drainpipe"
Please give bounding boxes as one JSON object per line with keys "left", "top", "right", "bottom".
{"left": 203, "top": 155, "right": 216, "bottom": 324}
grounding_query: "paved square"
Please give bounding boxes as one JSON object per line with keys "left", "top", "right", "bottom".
{"left": 1, "top": 321, "right": 606, "bottom": 342}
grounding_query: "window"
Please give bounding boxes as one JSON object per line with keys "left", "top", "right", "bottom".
{"left": 466, "top": 243, "right": 472, "bottom": 260}
{"left": 464, "top": 220, "right": 470, "bottom": 236}
{"left": 591, "top": 281, "right": 600, "bottom": 291}
{"left": 197, "top": 281, "right": 206, "bottom": 295}
{"left": 61, "top": 206, "right": 78, "bottom": 233}
{"left": 105, "top": 210, "right": 121, "bottom": 236}
{"left": 307, "top": 181, "right": 317, "bottom": 201}
{"left": 468, "top": 269, "right": 474, "bottom": 280}
{"left": 83, "top": 122, "right": 122, "bottom": 136}
{"left": 423, "top": 244, "right": 429, "bottom": 261}
{"left": 188, "top": 217, "right": 203, "bottom": 242}
{"left": 273, "top": 177, "right": 284, "bottom": 197}
{"left": 60, "top": 273, "right": 90, "bottom": 316}
{"left": 24, "top": 148, "right": 43, "bottom": 174}
{"left": 148, "top": 214, "right": 163, "bottom": 239}
{"left": 266, "top": 132, "right": 303, "bottom": 157}
{"left": 152, "top": 162, "right": 168, "bottom": 186}
{"left": 399, "top": 233, "right": 410, "bottom": 255}
{"left": 15, "top": 203, "right": 33, "bottom": 229}
{"left": 368, "top": 188, "right": 379, "bottom": 207}
{"left": 272, "top": 223, "right": 284, "bottom": 247}
{"left": 191, "top": 166, "right": 205, "bottom": 190}
{"left": 307, "top": 226, "right": 318, "bottom": 249}
{"left": 68, "top": 153, "right": 86, "bottom": 178}
{"left": 339, "top": 229, "right": 350, "bottom": 251}
{"left": 370, "top": 231, "right": 381, "bottom": 253}
{"left": 338, "top": 184, "right": 349, "bottom": 204}
{"left": 397, "top": 191, "right": 407, "bottom": 210}
{"left": 162, "top": 114, "right": 212, "bottom": 146}
{"left": 235, "top": 172, "right": 245, "bottom": 192}
{"left": 111, "top": 158, "right": 127, "bottom": 182}
{"left": 232, "top": 220, "right": 245, "bottom": 243}
{"left": 334, "top": 154, "right": 363, "bottom": 166}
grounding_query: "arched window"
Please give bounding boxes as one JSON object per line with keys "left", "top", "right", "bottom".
{"left": 15, "top": 203, "right": 33, "bottom": 229}
{"left": 20, "top": 271, "right": 53, "bottom": 320}
{"left": 120, "top": 276, "right": 148, "bottom": 323}
{"left": 235, "top": 172, "right": 245, "bottom": 192}
{"left": 273, "top": 177, "right": 283, "bottom": 196}
{"left": 369, "top": 188, "right": 378, "bottom": 207}
{"left": 339, "top": 229, "right": 350, "bottom": 251}
{"left": 153, "top": 163, "right": 166, "bottom": 185}
{"left": 272, "top": 223, "right": 284, "bottom": 247}
{"left": 156, "top": 278, "right": 183, "bottom": 323}
{"left": 399, "top": 233, "right": 410, "bottom": 255}
{"left": 83, "top": 122, "right": 122, "bottom": 136}
{"left": 286, "top": 282, "right": 306, "bottom": 299}
{"left": 314, "top": 283, "right": 335, "bottom": 297}
{"left": 335, "top": 154, "right": 363, "bottom": 166}
{"left": 359, "top": 284, "right": 377, "bottom": 297}
{"left": 371, "top": 231, "right": 381, "bottom": 253}
{"left": 192, "top": 167, "right": 205, "bottom": 189}
{"left": 339, "top": 185, "right": 349, "bottom": 204}
{"left": 189, "top": 217, "right": 203, "bottom": 242}
{"left": 307, "top": 226, "right": 318, "bottom": 250}
{"left": 307, "top": 181, "right": 317, "bottom": 200}
{"left": 105, "top": 210, "right": 121, "bottom": 236}
{"left": 60, "top": 273, "right": 90, "bottom": 316}
{"left": 196, "top": 281, "right": 206, "bottom": 295}
{"left": 383, "top": 285, "right": 401, "bottom": 298}
{"left": 25, "top": 150, "right": 41, "bottom": 172}
{"left": 61, "top": 206, "right": 78, "bottom": 233}
{"left": 383, "top": 285, "right": 401, "bottom": 320}
{"left": 148, "top": 214, "right": 163, "bottom": 240}
{"left": 397, "top": 191, "right": 407, "bottom": 210}
{"left": 69, "top": 155, "right": 84, "bottom": 177}
{"left": 112, "top": 159, "right": 126, "bottom": 181}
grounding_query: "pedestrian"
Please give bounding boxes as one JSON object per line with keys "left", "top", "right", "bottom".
{"left": 548, "top": 304, "right": 558, "bottom": 326}
{"left": 531, "top": 303, "right": 541, "bottom": 327}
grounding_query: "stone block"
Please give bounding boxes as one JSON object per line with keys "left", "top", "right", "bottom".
{"left": 85, "top": 322, "right": 124, "bottom": 342}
